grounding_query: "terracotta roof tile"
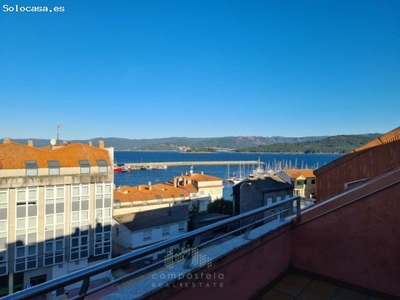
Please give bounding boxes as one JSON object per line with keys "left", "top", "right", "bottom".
{"left": 0, "top": 141, "right": 111, "bottom": 169}
{"left": 283, "top": 169, "right": 315, "bottom": 179}
{"left": 115, "top": 183, "right": 191, "bottom": 203}
{"left": 180, "top": 173, "right": 222, "bottom": 182}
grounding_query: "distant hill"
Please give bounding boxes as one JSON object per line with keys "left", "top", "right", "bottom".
{"left": 0, "top": 134, "right": 380, "bottom": 153}
{"left": 237, "top": 134, "right": 381, "bottom": 154}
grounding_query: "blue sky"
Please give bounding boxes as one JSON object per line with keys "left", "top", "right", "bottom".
{"left": 1, "top": 0, "right": 399, "bottom": 140}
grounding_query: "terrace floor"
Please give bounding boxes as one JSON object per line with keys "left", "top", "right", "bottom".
{"left": 257, "top": 271, "right": 387, "bottom": 300}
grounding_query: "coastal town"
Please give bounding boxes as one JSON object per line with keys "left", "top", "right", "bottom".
{"left": 0, "top": 126, "right": 399, "bottom": 299}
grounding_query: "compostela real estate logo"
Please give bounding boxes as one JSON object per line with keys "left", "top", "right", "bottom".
{"left": 151, "top": 245, "right": 224, "bottom": 289}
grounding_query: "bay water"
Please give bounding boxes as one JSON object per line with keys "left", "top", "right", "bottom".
{"left": 114, "top": 151, "right": 341, "bottom": 200}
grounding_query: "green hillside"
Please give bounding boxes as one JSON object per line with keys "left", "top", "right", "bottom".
{"left": 237, "top": 134, "right": 380, "bottom": 154}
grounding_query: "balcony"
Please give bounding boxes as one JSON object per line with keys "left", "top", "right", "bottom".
{"left": 3, "top": 166, "right": 400, "bottom": 300}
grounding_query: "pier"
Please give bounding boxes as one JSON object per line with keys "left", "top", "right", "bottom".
{"left": 123, "top": 160, "right": 262, "bottom": 169}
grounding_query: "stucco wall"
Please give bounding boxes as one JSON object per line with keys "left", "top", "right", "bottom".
{"left": 291, "top": 182, "right": 400, "bottom": 297}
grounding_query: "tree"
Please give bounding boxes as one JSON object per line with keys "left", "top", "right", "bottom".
{"left": 207, "top": 199, "right": 233, "bottom": 215}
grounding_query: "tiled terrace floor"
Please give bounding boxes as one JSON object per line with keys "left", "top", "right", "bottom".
{"left": 258, "top": 272, "right": 386, "bottom": 300}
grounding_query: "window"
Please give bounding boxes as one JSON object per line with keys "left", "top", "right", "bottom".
{"left": 79, "top": 160, "right": 90, "bottom": 174}
{"left": 179, "top": 194, "right": 185, "bottom": 201}
{"left": 155, "top": 195, "right": 162, "bottom": 204}
{"left": 311, "top": 179, "right": 315, "bottom": 184}
{"left": 15, "top": 187, "right": 38, "bottom": 272}
{"left": 114, "top": 200, "right": 121, "bottom": 208}
{"left": 178, "top": 222, "right": 185, "bottom": 232}
{"left": 94, "top": 183, "right": 112, "bottom": 256}
{"left": 143, "top": 229, "right": 152, "bottom": 241}
{"left": 70, "top": 184, "right": 90, "bottom": 260}
{"left": 162, "top": 226, "right": 169, "bottom": 236}
{"left": 0, "top": 189, "right": 7, "bottom": 209}
{"left": 0, "top": 190, "right": 7, "bottom": 275}
{"left": 25, "top": 161, "right": 38, "bottom": 176}
{"left": 47, "top": 160, "right": 60, "bottom": 175}
{"left": 97, "top": 160, "right": 108, "bottom": 173}
{"left": 44, "top": 186, "right": 65, "bottom": 266}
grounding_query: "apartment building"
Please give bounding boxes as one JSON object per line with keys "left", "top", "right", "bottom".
{"left": 0, "top": 139, "right": 114, "bottom": 296}
{"left": 112, "top": 205, "right": 189, "bottom": 261}
{"left": 277, "top": 169, "right": 316, "bottom": 198}
{"left": 113, "top": 169, "right": 224, "bottom": 214}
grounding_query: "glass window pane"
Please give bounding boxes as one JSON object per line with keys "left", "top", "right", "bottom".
{"left": 45, "top": 243, "right": 53, "bottom": 252}
{"left": 28, "top": 245, "right": 36, "bottom": 255}
{"left": 56, "top": 214, "right": 64, "bottom": 224}
{"left": 72, "top": 212, "right": 79, "bottom": 221}
{"left": 56, "top": 240, "right": 63, "bottom": 250}
{"left": 49, "top": 168, "right": 60, "bottom": 175}
{"left": 0, "top": 192, "right": 6, "bottom": 203}
{"left": 29, "top": 189, "right": 36, "bottom": 200}
{"left": 56, "top": 188, "right": 64, "bottom": 198}
{"left": 26, "top": 169, "right": 37, "bottom": 176}
{"left": 97, "top": 160, "right": 108, "bottom": 166}
{"left": 81, "top": 211, "right": 88, "bottom": 220}
{"left": 0, "top": 220, "right": 6, "bottom": 231}
{"left": 48, "top": 160, "right": 60, "bottom": 168}
{"left": 96, "top": 185, "right": 102, "bottom": 194}
{"left": 16, "top": 247, "right": 25, "bottom": 257}
{"left": 17, "top": 190, "right": 26, "bottom": 201}
{"left": 46, "top": 215, "right": 53, "bottom": 225}
{"left": 16, "top": 219, "right": 25, "bottom": 229}
{"left": 28, "top": 217, "right": 36, "bottom": 227}
{"left": 82, "top": 186, "right": 89, "bottom": 195}
{"left": 46, "top": 188, "right": 54, "bottom": 199}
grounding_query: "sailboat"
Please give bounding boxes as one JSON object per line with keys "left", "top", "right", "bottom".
{"left": 232, "top": 162, "right": 245, "bottom": 185}
{"left": 224, "top": 163, "right": 245, "bottom": 184}
{"left": 249, "top": 157, "right": 267, "bottom": 178}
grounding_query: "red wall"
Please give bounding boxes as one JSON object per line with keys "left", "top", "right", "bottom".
{"left": 315, "top": 140, "right": 400, "bottom": 201}
{"left": 291, "top": 182, "right": 400, "bottom": 297}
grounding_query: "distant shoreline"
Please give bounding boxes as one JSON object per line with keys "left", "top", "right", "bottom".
{"left": 114, "top": 149, "right": 343, "bottom": 155}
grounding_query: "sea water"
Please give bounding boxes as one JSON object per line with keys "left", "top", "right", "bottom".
{"left": 113, "top": 151, "right": 341, "bottom": 200}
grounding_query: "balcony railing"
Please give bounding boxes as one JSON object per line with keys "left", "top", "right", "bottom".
{"left": 3, "top": 196, "right": 301, "bottom": 300}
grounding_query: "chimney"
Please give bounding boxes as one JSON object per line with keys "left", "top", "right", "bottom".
{"left": 27, "top": 140, "right": 34, "bottom": 147}
{"left": 148, "top": 182, "right": 152, "bottom": 190}
{"left": 138, "top": 185, "right": 141, "bottom": 191}
{"left": 174, "top": 177, "right": 178, "bottom": 188}
{"left": 88, "top": 141, "right": 92, "bottom": 146}
{"left": 98, "top": 140, "right": 105, "bottom": 149}
{"left": 3, "top": 138, "right": 10, "bottom": 144}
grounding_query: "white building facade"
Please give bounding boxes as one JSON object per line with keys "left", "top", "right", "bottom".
{"left": 0, "top": 139, "right": 114, "bottom": 296}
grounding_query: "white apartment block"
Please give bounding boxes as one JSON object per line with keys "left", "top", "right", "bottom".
{"left": 0, "top": 139, "right": 114, "bottom": 297}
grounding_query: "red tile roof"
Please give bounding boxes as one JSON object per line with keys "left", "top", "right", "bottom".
{"left": 283, "top": 169, "right": 315, "bottom": 179}
{"left": 114, "top": 183, "right": 190, "bottom": 203}
{"left": 178, "top": 173, "right": 223, "bottom": 182}
{"left": 0, "top": 141, "right": 111, "bottom": 169}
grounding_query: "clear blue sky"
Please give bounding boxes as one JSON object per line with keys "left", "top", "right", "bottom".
{"left": 1, "top": 0, "right": 399, "bottom": 140}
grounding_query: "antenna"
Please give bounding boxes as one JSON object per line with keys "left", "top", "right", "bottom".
{"left": 56, "top": 124, "right": 62, "bottom": 143}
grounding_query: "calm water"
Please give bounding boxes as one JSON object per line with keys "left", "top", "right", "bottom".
{"left": 113, "top": 151, "right": 341, "bottom": 200}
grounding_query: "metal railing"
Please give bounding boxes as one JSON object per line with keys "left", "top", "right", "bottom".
{"left": 3, "top": 196, "right": 301, "bottom": 300}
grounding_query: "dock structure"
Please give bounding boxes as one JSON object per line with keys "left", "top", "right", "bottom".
{"left": 123, "top": 160, "right": 262, "bottom": 169}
